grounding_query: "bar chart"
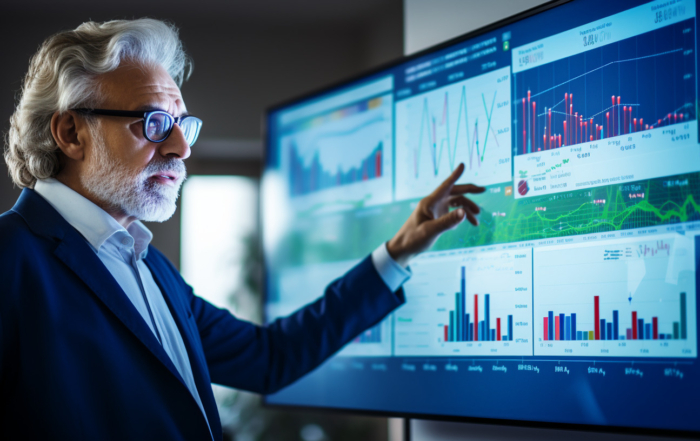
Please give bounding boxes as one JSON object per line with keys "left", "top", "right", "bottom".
{"left": 280, "top": 92, "right": 394, "bottom": 213}
{"left": 394, "top": 248, "right": 533, "bottom": 357}
{"left": 443, "top": 267, "right": 515, "bottom": 343}
{"left": 533, "top": 234, "right": 698, "bottom": 357}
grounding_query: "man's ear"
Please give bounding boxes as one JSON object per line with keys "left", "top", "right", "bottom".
{"left": 51, "top": 110, "right": 87, "bottom": 161}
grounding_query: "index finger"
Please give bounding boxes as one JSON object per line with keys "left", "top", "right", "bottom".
{"left": 427, "top": 163, "right": 465, "bottom": 202}
{"left": 450, "top": 183, "right": 486, "bottom": 195}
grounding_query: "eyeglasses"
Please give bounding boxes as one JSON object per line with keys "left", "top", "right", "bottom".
{"left": 72, "top": 108, "right": 203, "bottom": 146}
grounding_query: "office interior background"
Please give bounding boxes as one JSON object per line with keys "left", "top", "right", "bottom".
{"left": 0, "top": 1, "right": 689, "bottom": 440}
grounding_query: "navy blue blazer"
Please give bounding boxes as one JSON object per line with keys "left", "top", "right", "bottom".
{"left": 0, "top": 188, "right": 405, "bottom": 440}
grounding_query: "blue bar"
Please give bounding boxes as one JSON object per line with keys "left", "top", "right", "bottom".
{"left": 454, "top": 293, "right": 460, "bottom": 342}
{"left": 465, "top": 314, "right": 470, "bottom": 342}
{"left": 559, "top": 313, "right": 565, "bottom": 340}
{"left": 660, "top": 334, "right": 666, "bottom": 340}
{"left": 485, "top": 294, "right": 491, "bottom": 342}
{"left": 600, "top": 319, "right": 606, "bottom": 340}
{"left": 571, "top": 313, "right": 577, "bottom": 341}
{"left": 565, "top": 316, "right": 571, "bottom": 341}
{"left": 613, "top": 310, "right": 619, "bottom": 341}
{"left": 460, "top": 267, "right": 466, "bottom": 341}
{"left": 583, "top": 332, "right": 588, "bottom": 340}
{"left": 508, "top": 315, "right": 513, "bottom": 342}
{"left": 548, "top": 311, "right": 554, "bottom": 341}
{"left": 607, "top": 323, "right": 612, "bottom": 342}
{"left": 491, "top": 329, "right": 495, "bottom": 341}
{"left": 645, "top": 323, "right": 652, "bottom": 341}
{"left": 576, "top": 330, "right": 583, "bottom": 340}
{"left": 638, "top": 319, "right": 645, "bottom": 340}
{"left": 449, "top": 311, "right": 454, "bottom": 342}
{"left": 468, "top": 321, "right": 473, "bottom": 341}
{"left": 479, "top": 321, "right": 483, "bottom": 341}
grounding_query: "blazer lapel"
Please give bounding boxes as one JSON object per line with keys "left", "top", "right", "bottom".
{"left": 13, "top": 189, "right": 186, "bottom": 387}
{"left": 144, "top": 256, "right": 221, "bottom": 431}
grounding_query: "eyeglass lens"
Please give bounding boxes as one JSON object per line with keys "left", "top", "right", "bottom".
{"left": 145, "top": 112, "right": 202, "bottom": 146}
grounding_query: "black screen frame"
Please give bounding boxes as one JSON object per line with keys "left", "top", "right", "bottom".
{"left": 260, "top": 0, "right": 700, "bottom": 437}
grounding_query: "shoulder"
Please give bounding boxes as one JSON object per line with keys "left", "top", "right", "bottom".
{"left": 0, "top": 208, "right": 47, "bottom": 254}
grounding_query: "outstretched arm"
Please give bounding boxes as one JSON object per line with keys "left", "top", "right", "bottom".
{"left": 197, "top": 163, "right": 483, "bottom": 394}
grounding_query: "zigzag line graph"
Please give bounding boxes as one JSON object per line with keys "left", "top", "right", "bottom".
{"left": 414, "top": 86, "right": 499, "bottom": 178}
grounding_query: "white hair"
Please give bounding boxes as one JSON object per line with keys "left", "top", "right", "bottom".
{"left": 4, "top": 18, "right": 192, "bottom": 188}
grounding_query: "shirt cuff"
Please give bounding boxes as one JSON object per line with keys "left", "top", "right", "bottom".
{"left": 371, "top": 242, "right": 412, "bottom": 292}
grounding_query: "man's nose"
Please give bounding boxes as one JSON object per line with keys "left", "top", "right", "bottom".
{"left": 158, "top": 124, "right": 191, "bottom": 160}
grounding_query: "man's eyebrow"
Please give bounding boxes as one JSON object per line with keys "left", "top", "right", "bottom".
{"left": 135, "top": 105, "right": 190, "bottom": 117}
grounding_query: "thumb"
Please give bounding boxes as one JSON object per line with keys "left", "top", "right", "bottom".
{"left": 424, "top": 208, "right": 466, "bottom": 237}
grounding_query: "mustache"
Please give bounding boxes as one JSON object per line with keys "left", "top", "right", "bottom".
{"left": 141, "top": 158, "right": 187, "bottom": 180}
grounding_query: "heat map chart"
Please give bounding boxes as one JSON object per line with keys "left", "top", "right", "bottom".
{"left": 281, "top": 92, "right": 393, "bottom": 214}
{"left": 512, "top": 3, "right": 699, "bottom": 198}
{"left": 394, "top": 67, "right": 512, "bottom": 201}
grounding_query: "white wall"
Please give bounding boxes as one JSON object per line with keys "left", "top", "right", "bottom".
{"left": 403, "top": 1, "right": 679, "bottom": 440}
{"left": 404, "top": 0, "right": 548, "bottom": 55}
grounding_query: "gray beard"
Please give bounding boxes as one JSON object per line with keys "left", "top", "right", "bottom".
{"left": 80, "top": 126, "right": 187, "bottom": 222}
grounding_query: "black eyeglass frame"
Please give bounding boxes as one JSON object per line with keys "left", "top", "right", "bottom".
{"left": 71, "top": 108, "right": 202, "bottom": 146}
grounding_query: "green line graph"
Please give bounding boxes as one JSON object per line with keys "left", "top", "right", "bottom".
{"left": 280, "top": 172, "right": 700, "bottom": 266}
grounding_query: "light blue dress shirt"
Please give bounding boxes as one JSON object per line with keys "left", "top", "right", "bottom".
{"left": 33, "top": 178, "right": 411, "bottom": 435}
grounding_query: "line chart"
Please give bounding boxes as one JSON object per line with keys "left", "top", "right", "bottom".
{"left": 395, "top": 67, "right": 512, "bottom": 201}
{"left": 511, "top": 17, "right": 699, "bottom": 199}
{"left": 414, "top": 87, "right": 499, "bottom": 177}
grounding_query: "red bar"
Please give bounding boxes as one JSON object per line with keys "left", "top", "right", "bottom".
{"left": 375, "top": 149, "right": 382, "bottom": 178}
{"left": 555, "top": 315, "right": 560, "bottom": 340}
{"left": 570, "top": 95, "right": 573, "bottom": 145}
{"left": 497, "top": 318, "right": 501, "bottom": 341}
{"left": 548, "top": 108, "right": 552, "bottom": 150}
{"left": 575, "top": 112, "right": 578, "bottom": 144}
{"left": 617, "top": 96, "right": 621, "bottom": 134}
{"left": 543, "top": 135, "right": 546, "bottom": 150}
{"left": 633, "top": 118, "right": 637, "bottom": 133}
{"left": 594, "top": 296, "right": 600, "bottom": 340}
{"left": 612, "top": 96, "right": 615, "bottom": 136}
{"left": 558, "top": 134, "right": 561, "bottom": 147}
{"left": 569, "top": 104, "right": 573, "bottom": 143}
{"left": 584, "top": 121, "right": 587, "bottom": 142}
{"left": 623, "top": 106, "right": 627, "bottom": 134}
{"left": 606, "top": 112, "right": 610, "bottom": 138}
{"left": 563, "top": 121, "right": 567, "bottom": 145}
{"left": 640, "top": 118, "right": 643, "bottom": 130}
{"left": 532, "top": 101, "right": 536, "bottom": 151}
{"left": 653, "top": 317, "right": 659, "bottom": 340}
{"left": 444, "top": 325, "right": 449, "bottom": 342}
{"left": 544, "top": 317, "right": 549, "bottom": 341}
{"left": 522, "top": 98, "right": 526, "bottom": 154}
{"left": 674, "top": 113, "right": 677, "bottom": 123}
{"left": 632, "top": 311, "right": 638, "bottom": 339}
{"left": 474, "top": 295, "right": 479, "bottom": 342}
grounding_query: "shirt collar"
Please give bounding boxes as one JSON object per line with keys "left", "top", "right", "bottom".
{"left": 33, "top": 178, "right": 153, "bottom": 258}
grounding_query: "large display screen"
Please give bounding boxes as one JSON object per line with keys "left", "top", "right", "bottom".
{"left": 262, "top": 0, "right": 700, "bottom": 435}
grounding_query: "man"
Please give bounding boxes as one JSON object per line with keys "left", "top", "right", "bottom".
{"left": 0, "top": 19, "right": 483, "bottom": 440}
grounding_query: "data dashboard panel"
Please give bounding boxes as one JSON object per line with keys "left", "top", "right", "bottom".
{"left": 262, "top": 0, "right": 700, "bottom": 435}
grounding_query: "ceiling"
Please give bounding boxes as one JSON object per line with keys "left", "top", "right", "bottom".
{"left": 4, "top": 0, "right": 401, "bottom": 27}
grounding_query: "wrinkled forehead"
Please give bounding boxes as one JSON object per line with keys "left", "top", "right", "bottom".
{"left": 96, "top": 62, "right": 187, "bottom": 116}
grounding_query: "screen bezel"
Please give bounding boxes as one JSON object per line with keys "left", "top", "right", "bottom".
{"left": 260, "top": 0, "right": 699, "bottom": 437}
